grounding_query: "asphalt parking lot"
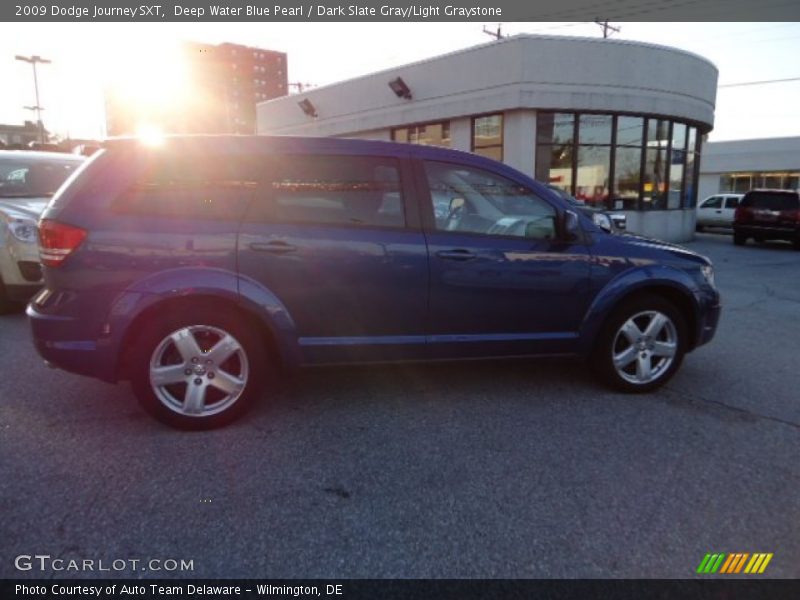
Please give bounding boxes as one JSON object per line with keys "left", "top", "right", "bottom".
{"left": 1, "top": 232, "right": 799, "bottom": 579}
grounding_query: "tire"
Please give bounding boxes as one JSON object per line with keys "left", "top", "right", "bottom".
{"left": 753, "top": 235, "right": 765, "bottom": 244}
{"left": 793, "top": 236, "right": 800, "bottom": 251}
{"left": 592, "top": 294, "right": 687, "bottom": 393}
{"left": 695, "top": 224, "right": 705, "bottom": 233}
{"left": 129, "top": 305, "right": 268, "bottom": 430}
{"left": 733, "top": 232, "right": 747, "bottom": 246}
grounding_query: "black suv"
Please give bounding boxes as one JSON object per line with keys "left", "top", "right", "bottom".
{"left": 733, "top": 189, "right": 800, "bottom": 249}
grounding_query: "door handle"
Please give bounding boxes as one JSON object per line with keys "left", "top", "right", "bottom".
{"left": 249, "top": 240, "right": 297, "bottom": 254}
{"left": 436, "top": 249, "right": 476, "bottom": 261}
{"left": 715, "top": 210, "right": 722, "bottom": 213}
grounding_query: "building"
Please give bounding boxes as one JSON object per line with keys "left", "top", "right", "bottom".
{"left": 698, "top": 137, "right": 800, "bottom": 202}
{"left": 107, "top": 42, "right": 287, "bottom": 136}
{"left": 0, "top": 121, "right": 48, "bottom": 148}
{"left": 257, "top": 34, "right": 718, "bottom": 242}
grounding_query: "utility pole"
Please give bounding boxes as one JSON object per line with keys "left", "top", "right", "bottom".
{"left": 483, "top": 24, "right": 504, "bottom": 40}
{"left": 594, "top": 20, "right": 620, "bottom": 39}
{"left": 288, "top": 82, "right": 315, "bottom": 94}
{"left": 15, "top": 54, "right": 51, "bottom": 144}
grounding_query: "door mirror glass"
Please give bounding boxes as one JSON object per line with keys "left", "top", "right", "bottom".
{"left": 564, "top": 209, "right": 581, "bottom": 237}
{"left": 592, "top": 212, "right": 613, "bottom": 233}
{"left": 449, "top": 197, "right": 465, "bottom": 212}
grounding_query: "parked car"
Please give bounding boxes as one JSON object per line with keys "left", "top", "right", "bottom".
{"left": 546, "top": 184, "right": 627, "bottom": 233}
{"left": 733, "top": 189, "right": 800, "bottom": 248}
{"left": 0, "top": 151, "right": 84, "bottom": 312}
{"left": 28, "top": 136, "right": 720, "bottom": 429}
{"left": 696, "top": 193, "right": 743, "bottom": 231}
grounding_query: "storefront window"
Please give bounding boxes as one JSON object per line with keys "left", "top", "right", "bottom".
{"left": 613, "top": 147, "right": 642, "bottom": 210}
{"left": 616, "top": 116, "right": 644, "bottom": 146}
{"left": 537, "top": 112, "right": 575, "bottom": 145}
{"left": 535, "top": 112, "right": 703, "bottom": 211}
{"left": 643, "top": 147, "right": 668, "bottom": 210}
{"left": 391, "top": 121, "right": 450, "bottom": 147}
{"left": 472, "top": 114, "right": 503, "bottom": 160}
{"left": 576, "top": 145, "right": 610, "bottom": 207}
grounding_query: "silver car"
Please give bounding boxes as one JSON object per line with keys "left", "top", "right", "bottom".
{"left": 0, "top": 151, "right": 84, "bottom": 312}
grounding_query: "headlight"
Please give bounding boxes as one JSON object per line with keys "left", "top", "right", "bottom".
{"left": 701, "top": 264, "right": 715, "bottom": 288}
{"left": 6, "top": 218, "right": 39, "bottom": 243}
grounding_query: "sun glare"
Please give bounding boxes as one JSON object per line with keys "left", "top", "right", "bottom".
{"left": 136, "top": 123, "right": 165, "bottom": 146}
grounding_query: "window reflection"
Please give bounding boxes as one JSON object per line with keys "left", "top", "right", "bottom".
{"left": 391, "top": 122, "right": 450, "bottom": 147}
{"left": 472, "top": 114, "right": 503, "bottom": 160}
{"left": 576, "top": 145, "right": 610, "bottom": 207}
{"left": 613, "top": 147, "right": 642, "bottom": 210}
{"left": 578, "top": 115, "right": 612, "bottom": 145}
{"left": 535, "top": 111, "right": 704, "bottom": 211}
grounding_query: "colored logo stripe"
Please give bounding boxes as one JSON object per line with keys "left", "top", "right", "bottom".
{"left": 697, "top": 552, "right": 773, "bottom": 574}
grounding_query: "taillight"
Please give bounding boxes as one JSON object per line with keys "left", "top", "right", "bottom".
{"left": 734, "top": 206, "right": 749, "bottom": 223}
{"left": 38, "top": 219, "right": 87, "bottom": 267}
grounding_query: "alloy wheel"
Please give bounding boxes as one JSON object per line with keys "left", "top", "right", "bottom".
{"left": 611, "top": 310, "right": 678, "bottom": 385}
{"left": 149, "top": 325, "right": 249, "bottom": 417}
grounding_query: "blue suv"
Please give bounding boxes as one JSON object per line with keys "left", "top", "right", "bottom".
{"left": 28, "top": 136, "right": 721, "bottom": 429}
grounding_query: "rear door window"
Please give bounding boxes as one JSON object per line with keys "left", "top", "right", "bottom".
{"left": 741, "top": 192, "right": 799, "bottom": 210}
{"left": 256, "top": 155, "right": 405, "bottom": 228}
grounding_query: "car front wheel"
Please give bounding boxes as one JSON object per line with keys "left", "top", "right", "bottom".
{"left": 593, "top": 295, "right": 687, "bottom": 393}
{"left": 733, "top": 232, "right": 747, "bottom": 245}
{"left": 130, "top": 307, "right": 267, "bottom": 429}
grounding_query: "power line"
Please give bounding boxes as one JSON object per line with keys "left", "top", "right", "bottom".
{"left": 718, "top": 77, "right": 800, "bottom": 88}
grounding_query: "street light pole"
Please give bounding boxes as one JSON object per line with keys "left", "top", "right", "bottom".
{"left": 15, "top": 54, "right": 52, "bottom": 144}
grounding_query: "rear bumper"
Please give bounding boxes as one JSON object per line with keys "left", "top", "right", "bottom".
{"left": 734, "top": 224, "right": 798, "bottom": 239}
{"left": 26, "top": 302, "right": 118, "bottom": 382}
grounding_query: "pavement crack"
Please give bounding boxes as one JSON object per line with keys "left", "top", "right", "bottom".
{"left": 661, "top": 387, "right": 800, "bottom": 431}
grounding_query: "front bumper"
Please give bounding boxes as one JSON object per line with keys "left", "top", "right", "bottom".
{"left": 696, "top": 301, "right": 721, "bottom": 348}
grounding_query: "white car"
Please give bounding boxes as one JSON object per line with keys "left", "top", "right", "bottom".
{"left": 696, "top": 193, "right": 744, "bottom": 231}
{"left": 0, "top": 151, "right": 84, "bottom": 312}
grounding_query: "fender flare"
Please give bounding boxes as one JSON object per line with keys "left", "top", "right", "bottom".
{"left": 578, "top": 264, "right": 702, "bottom": 354}
{"left": 103, "top": 267, "right": 302, "bottom": 378}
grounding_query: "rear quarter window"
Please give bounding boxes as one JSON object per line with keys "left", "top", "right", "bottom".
{"left": 112, "top": 152, "right": 255, "bottom": 220}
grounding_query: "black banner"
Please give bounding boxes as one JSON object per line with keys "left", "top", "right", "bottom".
{"left": 3, "top": 579, "right": 800, "bottom": 600}
{"left": 3, "top": 0, "right": 800, "bottom": 22}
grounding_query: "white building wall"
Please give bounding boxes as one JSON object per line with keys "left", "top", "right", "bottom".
{"left": 502, "top": 110, "right": 537, "bottom": 177}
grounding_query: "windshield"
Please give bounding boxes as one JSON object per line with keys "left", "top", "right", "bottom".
{"left": 0, "top": 156, "right": 83, "bottom": 198}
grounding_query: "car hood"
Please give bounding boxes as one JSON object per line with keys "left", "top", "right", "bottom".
{"left": 616, "top": 233, "right": 711, "bottom": 266}
{"left": 0, "top": 197, "right": 49, "bottom": 220}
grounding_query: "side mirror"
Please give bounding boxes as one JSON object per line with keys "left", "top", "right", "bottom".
{"left": 563, "top": 209, "right": 580, "bottom": 239}
{"left": 449, "top": 197, "right": 465, "bottom": 212}
{"left": 592, "top": 212, "right": 613, "bottom": 233}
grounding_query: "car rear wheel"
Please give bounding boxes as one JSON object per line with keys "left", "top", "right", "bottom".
{"left": 733, "top": 232, "right": 747, "bottom": 246}
{"left": 593, "top": 294, "right": 687, "bottom": 393}
{"left": 130, "top": 307, "right": 267, "bottom": 429}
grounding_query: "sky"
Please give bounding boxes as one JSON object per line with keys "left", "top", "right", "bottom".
{"left": 0, "top": 21, "right": 798, "bottom": 142}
